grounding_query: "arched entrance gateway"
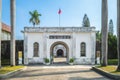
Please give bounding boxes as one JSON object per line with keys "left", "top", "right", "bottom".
{"left": 23, "top": 27, "right": 96, "bottom": 65}
{"left": 50, "top": 41, "right": 69, "bottom": 64}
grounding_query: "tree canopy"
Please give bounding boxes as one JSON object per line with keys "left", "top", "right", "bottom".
{"left": 82, "top": 14, "right": 90, "bottom": 27}
{"left": 108, "top": 19, "right": 114, "bottom": 34}
{"left": 96, "top": 32, "right": 117, "bottom": 59}
{"left": 29, "top": 10, "right": 41, "bottom": 27}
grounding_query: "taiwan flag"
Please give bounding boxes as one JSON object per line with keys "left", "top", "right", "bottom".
{"left": 58, "top": 8, "right": 62, "bottom": 14}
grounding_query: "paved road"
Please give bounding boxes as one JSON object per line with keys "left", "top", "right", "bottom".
{"left": 4, "top": 65, "right": 111, "bottom": 80}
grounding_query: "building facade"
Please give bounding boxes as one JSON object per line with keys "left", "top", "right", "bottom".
{"left": 2, "top": 22, "right": 11, "bottom": 40}
{"left": 23, "top": 27, "right": 96, "bottom": 65}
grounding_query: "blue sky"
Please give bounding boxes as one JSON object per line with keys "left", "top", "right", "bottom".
{"left": 2, "top": 0, "right": 117, "bottom": 39}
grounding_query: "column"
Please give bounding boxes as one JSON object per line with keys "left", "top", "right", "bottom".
{"left": 91, "top": 32, "right": 96, "bottom": 64}
{"left": 72, "top": 32, "right": 76, "bottom": 58}
{"left": 43, "top": 33, "right": 47, "bottom": 58}
{"left": 24, "top": 32, "right": 28, "bottom": 65}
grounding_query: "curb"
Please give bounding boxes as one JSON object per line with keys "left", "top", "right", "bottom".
{"left": 0, "top": 66, "right": 27, "bottom": 79}
{"left": 92, "top": 67, "right": 120, "bottom": 80}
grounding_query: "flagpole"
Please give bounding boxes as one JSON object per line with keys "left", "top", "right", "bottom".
{"left": 58, "top": 8, "right": 61, "bottom": 27}
{"left": 59, "top": 13, "right": 60, "bottom": 27}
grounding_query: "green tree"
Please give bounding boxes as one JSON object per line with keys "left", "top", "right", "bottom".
{"left": 0, "top": 0, "right": 2, "bottom": 68}
{"left": 10, "top": 0, "right": 16, "bottom": 66}
{"left": 108, "top": 34, "right": 117, "bottom": 59}
{"left": 29, "top": 10, "right": 41, "bottom": 27}
{"left": 117, "top": 0, "right": 120, "bottom": 71}
{"left": 82, "top": 14, "right": 90, "bottom": 27}
{"left": 96, "top": 32, "right": 117, "bottom": 59}
{"left": 96, "top": 31, "right": 101, "bottom": 42}
{"left": 101, "top": 0, "right": 108, "bottom": 66}
{"left": 108, "top": 19, "right": 114, "bottom": 34}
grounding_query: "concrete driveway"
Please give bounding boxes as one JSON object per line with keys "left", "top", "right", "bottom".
{"left": 4, "top": 65, "right": 111, "bottom": 80}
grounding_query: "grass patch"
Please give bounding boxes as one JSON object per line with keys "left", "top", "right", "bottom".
{"left": 108, "top": 59, "right": 118, "bottom": 65}
{"left": 112, "top": 71, "right": 120, "bottom": 75}
{"left": 97, "top": 66, "right": 120, "bottom": 75}
{"left": 0, "top": 66, "right": 24, "bottom": 74}
{"left": 98, "top": 66, "right": 117, "bottom": 72}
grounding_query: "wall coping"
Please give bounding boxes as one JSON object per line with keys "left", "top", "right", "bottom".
{"left": 23, "top": 27, "right": 96, "bottom": 33}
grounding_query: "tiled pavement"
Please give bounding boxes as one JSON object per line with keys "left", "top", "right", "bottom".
{"left": 3, "top": 58, "right": 111, "bottom": 80}
{"left": 3, "top": 64, "right": 111, "bottom": 80}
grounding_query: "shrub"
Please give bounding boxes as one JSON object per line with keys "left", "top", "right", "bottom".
{"left": 44, "top": 58, "right": 49, "bottom": 63}
{"left": 108, "top": 59, "right": 118, "bottom": 65}
{"left": 69, "top": 58, "right": 74, "bottom": 63}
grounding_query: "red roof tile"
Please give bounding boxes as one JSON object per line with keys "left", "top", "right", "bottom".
{"left": 2, "top": 22, "right": 11, "bottom": 33}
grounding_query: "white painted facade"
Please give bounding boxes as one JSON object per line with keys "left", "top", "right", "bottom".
{"left": 23, "top": 27, "right": 96, "bottom": 65}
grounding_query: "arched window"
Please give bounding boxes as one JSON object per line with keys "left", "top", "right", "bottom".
{"left": 33, "top": 42, "right": 39, "bottom": 57}
{"left": 80, "top": 42, "right": 86, "bottom": 56}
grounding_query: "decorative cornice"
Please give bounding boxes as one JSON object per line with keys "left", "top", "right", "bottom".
{"left": 23, "top": 27, "right": 96, "bottom": 33}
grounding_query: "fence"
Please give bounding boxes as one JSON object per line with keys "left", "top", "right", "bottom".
{"left": 1, "top": 40, "right": 24, "bottom": 65}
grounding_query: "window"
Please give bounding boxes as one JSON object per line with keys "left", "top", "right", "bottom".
{"left": 80, "top": 42, "right": 86, "bottom": 56}
{"left": 33, "top": 42, "right": 39, "bottom": 57}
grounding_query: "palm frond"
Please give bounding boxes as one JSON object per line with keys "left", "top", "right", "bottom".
{"left": 38, "top": 14, "right": 42, "bottom": 16}
{"left": 29, "top": 11, "right": 33, "bottom": 16}
{"left": 29, "top": 10, "right": 42, "bottom": 26}
{"left": 29, "top": 18, "right": 33, "bottom": 23}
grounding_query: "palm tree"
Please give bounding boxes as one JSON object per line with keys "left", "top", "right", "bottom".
{"left": 0, "top": 0, "right": 2, "bottom": 68}
{"left": 101, "top": 0, "right": 108, "bottom": 66}
{"left": 10, "top": 0, "right": 16, "bottom": 66}
{"left": 117, "top": 0, "right": 120, "bottom": 71}
{"left": 29, "top": 10, "right": 41, "bottom": 27}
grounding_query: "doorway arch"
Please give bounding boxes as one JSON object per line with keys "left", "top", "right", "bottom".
{"left": 57, "top": 49, "right": 64, "bottom": 57}
{"left": 50, "top": 41, "right": 69, "bottom": 63}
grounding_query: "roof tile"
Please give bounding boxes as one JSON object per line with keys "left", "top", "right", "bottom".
{"left": 2, "top": 22, "right": 11, "bottom": 33}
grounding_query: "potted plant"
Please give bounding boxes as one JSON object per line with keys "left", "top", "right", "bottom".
{"left": 69, "top": 58, "right": 74, "bottom": 65}
{"left": 44, "top": 58, "right": 50, "bottom": 65}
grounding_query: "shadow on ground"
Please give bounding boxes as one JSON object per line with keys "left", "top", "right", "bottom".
{"left": 69, "top": 77, "right": 111, "bottom": 80}
{"left": 8, "top": 69, "right": 92, "bottom": 79}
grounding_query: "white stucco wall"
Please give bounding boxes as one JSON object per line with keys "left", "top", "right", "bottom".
{"left": 23, "top": 27, "right": 96, "bottom": 65}
{"left": 74, "top": 32, "right": 96, "bottom": 64}
{"left": 27, "top": 33, "right": 44, "bottom": 63}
